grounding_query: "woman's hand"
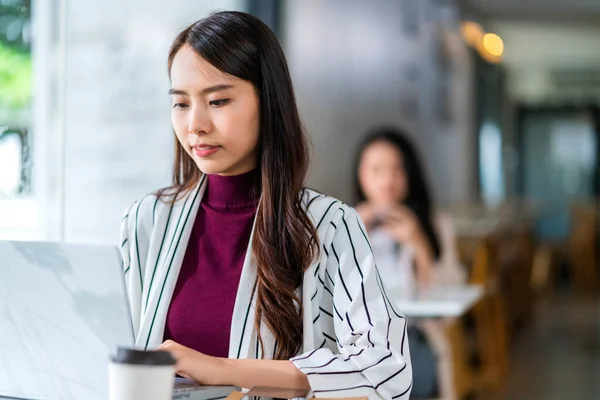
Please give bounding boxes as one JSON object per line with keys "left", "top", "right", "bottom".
{"left": 380, "top": 205, "right": 422, "bottom": 244}
{"left": 355, "top": 203, "right": 379, "bottom": 230}
{"left": 381, "top": 205, "right": 434, "bottom": 285}
{"left": 159, "top": 340, "right": 310, "bottom": 392}
{"left": 158, "top": 340, "right": 225, "bottom": 385}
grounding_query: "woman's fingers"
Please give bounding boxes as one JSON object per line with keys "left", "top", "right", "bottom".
{"left": 385, "top": 204, "right": 413, "bottom": 220}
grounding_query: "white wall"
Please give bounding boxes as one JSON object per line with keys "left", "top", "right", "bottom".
{"left": 34, "top": 0, "right": 244, "bottom": 244}
{"left": 284, "top": 0, "right": 477, "bottom": 206}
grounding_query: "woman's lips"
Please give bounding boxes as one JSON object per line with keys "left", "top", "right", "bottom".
{"left": 192, "top": 145, "right": 220, "bottom": 157}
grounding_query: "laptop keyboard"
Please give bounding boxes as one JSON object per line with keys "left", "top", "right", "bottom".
{"left": 174, "top": 377, "right": 200, "bottom": 392}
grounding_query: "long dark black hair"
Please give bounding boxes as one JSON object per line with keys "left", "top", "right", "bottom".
{"left": 354, "top": 127, "right": 441, "bottom": 259}
{"left": 164, "top": 11, "right": 319, "bottom": 360}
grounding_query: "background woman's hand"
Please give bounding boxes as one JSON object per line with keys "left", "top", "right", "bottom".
{"left": 381, "top": 205, "right": 434, "bottom": 285}
{"left": 380, "top": 205, "right": 422, "bottom": 244}
{"left": 355, "top": 203, "right": 380, "bottom": 230}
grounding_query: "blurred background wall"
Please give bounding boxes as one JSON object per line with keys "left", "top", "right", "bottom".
{"left": 50, "top": 0, "right": 249, "bottom": 243}
{"left": 284, "top": 0, "right": 477, "bottom": 206}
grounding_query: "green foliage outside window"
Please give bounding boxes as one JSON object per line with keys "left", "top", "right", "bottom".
{"left": 0, "top": 0, "right": 32, "bottom": 111}
{"left": 0, "top": 41, "right": 31, "bottom": 109}
{"left": 0, "top": 0, "right": 32, "bottom": 196}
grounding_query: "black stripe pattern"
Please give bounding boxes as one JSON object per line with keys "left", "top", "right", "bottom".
{"left": 292, "top": 202, "right": 412, "bottom": 399}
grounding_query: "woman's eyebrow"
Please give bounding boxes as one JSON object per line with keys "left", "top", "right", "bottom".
{"left": 168, "top": 84, "right": 234, "bottom": 96}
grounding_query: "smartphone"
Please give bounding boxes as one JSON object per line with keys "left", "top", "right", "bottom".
{"left": 370, "top": 215, "right": 386, "bottom": 229}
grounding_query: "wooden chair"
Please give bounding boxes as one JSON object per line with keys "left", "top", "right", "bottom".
{"left": 567, "top": 203, "right": 599, "bottom": 292}
{"left": 466, "top": 237, "right": 509, "bottom": 392}
{"left": 498, "top": 226, "right": 536, "bottom": 334}
{"left": 530, "top": 243, "right": 558, "bottom": 294}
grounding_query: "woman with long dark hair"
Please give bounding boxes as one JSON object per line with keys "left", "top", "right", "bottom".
{"left": 355, "top": 127, "right": 441, "bottom": 288}
{"left": 120, "top": 12, "right": 412, "bottom": 399}
{"left": 354, "top": 127, "right": 466, "bottom": 399}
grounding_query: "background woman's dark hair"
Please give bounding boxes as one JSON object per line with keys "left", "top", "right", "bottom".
{"left": 163, "top": 11, "right": 319, "bottom": 359}
{"left": 354, "top": 127, "right": 441, "bottom": 260}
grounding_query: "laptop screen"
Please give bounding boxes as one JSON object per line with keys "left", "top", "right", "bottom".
{"left": 0, "top": 241, "right": 134, "bottom": 400}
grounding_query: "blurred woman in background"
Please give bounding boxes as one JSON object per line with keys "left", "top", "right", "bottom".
{"left": 355, "top": 127, "right": 466, "bottom": 399}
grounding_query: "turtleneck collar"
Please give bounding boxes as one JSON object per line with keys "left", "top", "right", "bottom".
{"left": 203, "top": 169, "right": 261, "bottom": 210}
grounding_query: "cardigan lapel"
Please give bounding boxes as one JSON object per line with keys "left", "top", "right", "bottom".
{"left": 137, "top": 176, "right": 206, "bottom": 349}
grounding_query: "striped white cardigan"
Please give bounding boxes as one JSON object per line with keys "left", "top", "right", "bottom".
{"left": 119, "top": 175, "right": 412, "bottom": 399}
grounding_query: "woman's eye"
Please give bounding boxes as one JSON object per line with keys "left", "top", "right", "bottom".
{"left": 209, "top": 99, "right": 230, "bottom": 107}
{"left": 172, "top": 103, "right": 189, "bottom": 109}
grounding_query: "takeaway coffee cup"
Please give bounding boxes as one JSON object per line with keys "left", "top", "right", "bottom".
{"left": 109, "top": 347, "right": 176, "bottom": 400}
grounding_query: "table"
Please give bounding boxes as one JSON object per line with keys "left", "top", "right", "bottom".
{"left": 394, "top": 285, "right": 484, "bottom": 318}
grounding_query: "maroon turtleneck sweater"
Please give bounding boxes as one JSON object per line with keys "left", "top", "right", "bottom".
{"left": 164, "top": 169, "right": 261, "bottom": 358}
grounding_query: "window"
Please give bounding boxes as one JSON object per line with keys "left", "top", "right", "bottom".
{"left": 479, "top": 121, "right": 505, "bottom": 207}
{"left": 0, "top": 0, "right": 31, "bottom": 197}
{"left": 0, "top": 0, "right": 33, "bottom": 239}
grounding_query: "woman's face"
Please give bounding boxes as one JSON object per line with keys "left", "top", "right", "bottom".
{"left": 358, "top": 140, "right": 408, "bottom": 205}
{"left": 169, "top": 45, "right": 260, "bottom": 176}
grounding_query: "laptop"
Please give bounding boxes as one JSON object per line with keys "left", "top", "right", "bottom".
{"left": 0, "top": 241, "right": 237, "bottom": 400}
